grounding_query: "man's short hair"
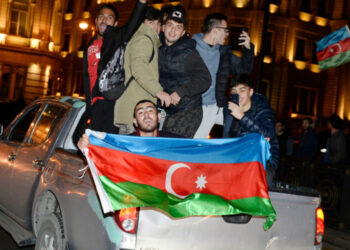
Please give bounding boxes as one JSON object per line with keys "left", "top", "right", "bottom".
{"left": 97, "top": 4, "right": 119, "bottom": 21}
{"left": 166, "top": 5, "right": 186, "bottom": 26}
{"left": 161, "top": 4, "right": 173, "bottom": 24}
{"left": 231, "top": 74, "right": 252, "bottom": 88}
{"left": 133, "top": 99, "right": 158, "bottom": 118}
{"left": 203, "top": 13, "right": 228, "bottom": 34}
{"left": 328, "top": 114, "right": 342, "bottom": 129}
{"left": 145, "top": 6, "right": 161, "bottom": 21}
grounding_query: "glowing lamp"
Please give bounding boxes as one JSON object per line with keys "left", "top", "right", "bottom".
{"left": 0, "top": 33, "right": 6, "bottom": 44}
{"left": 294, "top": 60, "right": 306, "bottom": 70}
{"left": 299, "top": 11, "right": 312, "bottom": 22}
{"left": 310, "top": 64, "right": 321, "bottom": 73}
{"left": 269, "top": 4, "right": 279, "bottom": 14}
{"left": 315, "top": 16, "right": 327, "bottom": 27}
{"left": 233, "top": 0, "right": 250, "bottom": 8}
{"left": 263, "top": 55, "right": 272, "bottom": 64}
{"left": 79, "top": 22, "right": 89, "bottom": 30}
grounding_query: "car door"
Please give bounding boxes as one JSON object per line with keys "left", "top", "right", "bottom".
{"left": 0, "top": 104, "right": 41, "bottom": 213}
{"left": 5, "top": 103, "right": 68, "bottom": 226}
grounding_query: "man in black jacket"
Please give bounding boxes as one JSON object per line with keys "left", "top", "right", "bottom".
{"left": 158, "top": 5, "right": 211, "bottom": 138}
{"left": 83, "top": 1, "right": 147, "bottom": 133}
{"left": 226, "top": 75, "right": 278, "bottom": 185}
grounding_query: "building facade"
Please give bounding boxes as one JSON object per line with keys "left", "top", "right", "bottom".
{"left": 0, "top": 0, "right": 349, "bottom": 123}
{"left": 0, "top": 0, "right": 64, "bottom": 102}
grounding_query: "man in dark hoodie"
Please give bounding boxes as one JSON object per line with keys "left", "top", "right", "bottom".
{"left": 226, "top": 75, "right": 278, "bottom": 185}
{"left": 158, "top": 5, "right": 211, "bottom": 138}
{"left": 83, "top": 1, "right": 147, "bottom": 133}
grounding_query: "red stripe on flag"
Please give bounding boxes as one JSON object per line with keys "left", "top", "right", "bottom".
{"left": 88, "top": 144, "right": 269, "bottom": 201}
{"left": 317, "top": 37, "right": 350, "bottom": 62}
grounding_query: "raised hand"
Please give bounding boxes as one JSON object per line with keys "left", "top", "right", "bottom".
{"left": 238, "top": 31, "right": 251, "bottom": 50}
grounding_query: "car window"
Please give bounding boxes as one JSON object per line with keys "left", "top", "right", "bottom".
{"left": 7, "top": 105, "right": 41, "bottom": 142}
{"left": 27, "top": 104, "right": 67, "bottom": 145}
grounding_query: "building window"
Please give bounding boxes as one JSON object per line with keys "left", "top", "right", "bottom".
{"left": 317, "top": 0, "right": 327, "bottom": 17}
{"left": 66, "top": 0, "right": 74, "bottom": 13}
{"left": 79, "top": 34, "right": 89, "bottom": 51}
{"left": 73, "top": 71, "right": 84, "bottom": 95}
{"left": 9, "top": 0, "right": 29, "bottom": 37}
{"left": 292, "top": 86, "right": 318, "bottom": 116}
{"left": 14, "top": 73, "right": 25, "bottom": 100}
{"left": 149, "top": 0, "right": 164, "bottom": 3}
{"left": 300, "top": 0, "right": 311, "bottom": 13}
{"left": 264, "top": 31, "right": 273, "bottom": 55}
{"left": 84, "top": 0, "right": 91, "bottom": 11}
{"left": 259, "top": 80, "right": 271, "bottom": 100}
{"left": 0, "top": 73, "right": 10, "bottom": 98}
{"left": 62, "top": 34, "right": 70, "bottom": 52}
{"left": 295, "top": 38, "right": 306, "bottom": 61}
{"left": 312, "top": 42, "right": 318, "bottom": 64}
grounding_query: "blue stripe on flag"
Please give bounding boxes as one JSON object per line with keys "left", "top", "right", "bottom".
{"left": 89, "top": 132, "right": 271, "bottom": 168}
{"left": 316, "top": 25, "right": 350, "bottom": 52}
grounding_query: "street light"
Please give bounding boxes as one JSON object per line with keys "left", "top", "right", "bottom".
{"left": 79, "top": 21, "right": 89, "bottom": 30}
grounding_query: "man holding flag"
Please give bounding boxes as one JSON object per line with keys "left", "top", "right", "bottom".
{"left": 78, "top": 100, "right": 276, "bottom": 230}
{"left": 78, "top": 99, "right": 178, "bottom": 147}
{"left": 316, "top": 25, "right": 350, "bottom": 70}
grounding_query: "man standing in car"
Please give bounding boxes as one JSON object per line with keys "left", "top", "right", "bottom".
{"left": 193, "top": 13, "right": 254, "bottom": 138}
{"left": 158, "top": 5, "right": 211, "bottom": 138}
{"left": 83, "top": 1, "right": 147, "bottom": 133}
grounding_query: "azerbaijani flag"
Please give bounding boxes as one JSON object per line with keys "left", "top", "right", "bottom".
{"left": 316, "top": 25, "right": 350, "bottom": 70}
{"left": 84, "top": 129, "right": 276, "bottom": 230}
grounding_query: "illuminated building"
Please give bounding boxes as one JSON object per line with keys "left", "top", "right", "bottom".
{"left": 0, "top": 0, "right": 63, "bottom": 102}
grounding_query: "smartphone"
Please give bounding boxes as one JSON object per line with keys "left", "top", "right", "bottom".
{"left": 238, "top": 27, "right": 248, "bottom": 44}
{"left": 231, "top": 94, "right": 239, "bottom": 105}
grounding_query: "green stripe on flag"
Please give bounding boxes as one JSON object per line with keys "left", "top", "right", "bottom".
{"left": 319, "top": 50, "right": 350, "bottom": 70}
{"left": 100, "top": 176, "right": 276, "bottom": 230}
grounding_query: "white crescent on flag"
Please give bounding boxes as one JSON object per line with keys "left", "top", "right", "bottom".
{"left": 165, "top": 163, "right": 191, "bottom": 199}
{"left": 330, "top": 43, "right": 342, "bottom": 55}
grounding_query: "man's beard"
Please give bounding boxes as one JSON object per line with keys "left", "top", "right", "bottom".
{"left": 98, "top": 23, "right": 107, "bottom": 36}
{"left": 138, "top": 119, "right": 158, "bottom": 133}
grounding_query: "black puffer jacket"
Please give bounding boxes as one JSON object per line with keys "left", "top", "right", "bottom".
{"left": 158, "top": 35, "right": 211, "bottom": 114}
{"left": 228, "top": 93, "right": 279, "bottom": 169}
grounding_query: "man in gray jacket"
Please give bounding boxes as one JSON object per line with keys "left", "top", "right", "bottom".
{"left": 193, "top": 13, "right": 254, "bottom": 138}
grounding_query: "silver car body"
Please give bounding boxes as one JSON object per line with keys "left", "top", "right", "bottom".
{"left": 0, "top": 97, "right": 322, "bottom": 249}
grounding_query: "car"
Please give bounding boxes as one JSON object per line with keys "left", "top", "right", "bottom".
{"left": 0, "top": 96, "right": 130, "bottom": 249}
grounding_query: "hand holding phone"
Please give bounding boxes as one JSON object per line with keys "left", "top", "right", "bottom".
{"left": 238, "top": 27, "right": 251, "bottom": 49}
{"left": 230, "top": 94, "right": 239, "bottom": 106}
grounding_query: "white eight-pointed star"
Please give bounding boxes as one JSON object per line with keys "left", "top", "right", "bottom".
{"left": 195, "top": 174, "right": 208, "bottom": 191}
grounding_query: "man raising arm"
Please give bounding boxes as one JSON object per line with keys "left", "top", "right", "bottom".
{"left": 83, "top": 0, "right": 147, "bottom": 134}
